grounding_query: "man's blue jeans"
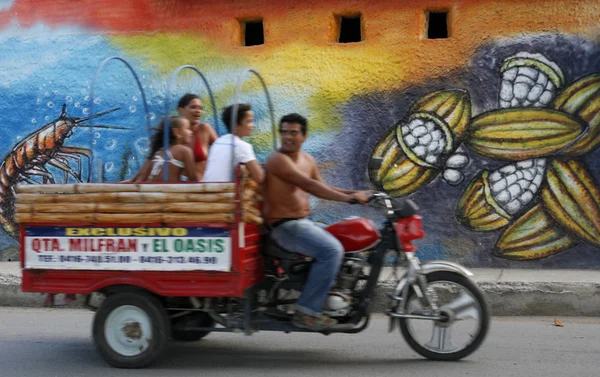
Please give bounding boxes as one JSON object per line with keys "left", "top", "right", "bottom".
{"left": 270, "top": 218, "right": 344, "bottom": 317}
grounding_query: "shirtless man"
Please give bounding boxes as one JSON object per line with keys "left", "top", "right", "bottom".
{"left": 264, "top": 113, "right": 371, "bottom": 331}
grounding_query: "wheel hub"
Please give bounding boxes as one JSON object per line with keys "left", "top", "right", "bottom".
{"left": 104, "top": 305, "right": 152, "bottom": 357}
{"left": 122, "top": 322, "right": 143, "bottom": 339}
{"left": 435, "top": 309, "right": 455, "bottom": 327}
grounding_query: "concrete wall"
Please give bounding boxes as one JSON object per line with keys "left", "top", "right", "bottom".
{"left": 0, "top": 0, "right": 599, "bottom": 268}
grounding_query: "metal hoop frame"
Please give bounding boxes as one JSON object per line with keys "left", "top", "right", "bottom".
{"left": 229, "top": 68, "right": 277, "bottom": 181}
{"left": 88, "top": 56, "right": 152, "bottom": 182}
{"left": 162, "top": 65, "right": 219, "bottom": 181}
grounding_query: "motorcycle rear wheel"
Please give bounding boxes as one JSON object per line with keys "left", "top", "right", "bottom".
{"left": 398, "top": 271, "right": 490, "bottom": 361}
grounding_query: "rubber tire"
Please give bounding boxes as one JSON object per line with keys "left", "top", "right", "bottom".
{"left": 93, "top": 292, "right": 170, "bottom": 369}
{"left": 399, "top": 271, "right": 490, "bottom": 361}
{"left": 171, "top": 312, "right": 215, "bottom": 342}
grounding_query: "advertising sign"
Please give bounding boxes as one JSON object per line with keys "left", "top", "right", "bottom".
{"left": 23, "top": 226, "right": 232, "bottom": 271}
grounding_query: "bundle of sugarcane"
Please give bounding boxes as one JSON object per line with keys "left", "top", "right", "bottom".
{"left": 14, "top": 171, "right": 264, "bottom": 225}
{"left": 238, "top": 165, "right": 263, "bottom": 225}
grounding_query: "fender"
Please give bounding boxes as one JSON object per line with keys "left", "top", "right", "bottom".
{"left": 416, "top": 260, "right": 473, "bottom": 277}
{"left": 387, "top": 260, "right": 474, "bottom": 332}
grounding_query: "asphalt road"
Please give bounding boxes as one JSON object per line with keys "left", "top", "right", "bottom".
{"left": 0, "top": 308, "right": 599, "bottom": 377}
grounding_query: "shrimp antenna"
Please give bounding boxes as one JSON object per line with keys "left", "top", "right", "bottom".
{"left": 73, "top": 107, "right": 121, "bottom": 124}
{"left": 76, "top": 124, "right": 130, "bottom": 130}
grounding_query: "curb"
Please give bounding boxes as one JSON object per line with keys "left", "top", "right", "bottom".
{"left": 2, "top": 278, "right": 599, "bottom": 316}
{"left": 372, "top": 281, "right": 600, "bottom": 316}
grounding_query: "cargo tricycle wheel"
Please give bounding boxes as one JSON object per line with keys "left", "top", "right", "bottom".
{"left": 93, "top": 292, "right": 170, "bottom": 368}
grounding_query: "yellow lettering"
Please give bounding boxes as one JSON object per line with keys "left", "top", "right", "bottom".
{"left": 91, "top": 228, "right": 105, "bottom": 236}
{"left": 154, "top": 228, "right": 170, "bottom": 236}
{"left": 118, "top": 228, "right": 133, "bottom": 236}
{"left": 173, "top": 228, "right": 187, "bottom": 236}
{"left": 65, "top": 228, "right": 77, "bottom": 236}
{"left": 133, "top": 227, "right": 146, "bottom": 236}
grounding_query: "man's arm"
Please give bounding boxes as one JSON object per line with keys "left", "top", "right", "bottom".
{"left": 269, "top": 152, "right": 354, "bottom": 203}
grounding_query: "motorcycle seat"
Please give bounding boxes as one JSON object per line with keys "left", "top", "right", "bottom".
{"left": 263, "top": 235, "right": 306, "bottom": 261}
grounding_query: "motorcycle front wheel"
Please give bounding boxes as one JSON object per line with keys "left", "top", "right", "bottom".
{"left": 398, "top": 271, "right": 490, "bottom": 361}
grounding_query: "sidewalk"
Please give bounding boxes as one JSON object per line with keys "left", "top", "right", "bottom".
{"left": 1, "top": 262, "right": 599, "bottom": 316}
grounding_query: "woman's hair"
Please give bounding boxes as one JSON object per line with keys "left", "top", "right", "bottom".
{"left": 147, "top": 116, "right": 185, "bottom": 160}
{"left": 221, "top": 103, "right": 252, "bottom": 132}
{"left": 178, "top": 93, "right": 200, "bottom": 109}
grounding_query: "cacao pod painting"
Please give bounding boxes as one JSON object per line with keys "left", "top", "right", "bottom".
{"left": 368, "top": 51, "right": 600, "bottom": 261}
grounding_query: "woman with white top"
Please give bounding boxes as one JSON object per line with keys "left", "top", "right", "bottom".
{"left": 202, "top": 104, "right": 264, "bottom": 184}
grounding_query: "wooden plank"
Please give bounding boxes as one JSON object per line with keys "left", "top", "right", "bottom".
{"left": 162, "top": 203, "right": 234, "bottom": 213}
{"left": 244, "top": 179, "right": 259, "bottom": 190}
{"left": 242, "top": 204, "right": 262, "bottom": 217}
{"left": 16, "top": 182, "right": 236, "bottom": 194}
{"left": 162, "top": 213, "right": 234, "bottom": 223}
{"left": 17, "top": 184, "right": 80, "bottom": 194}
{"left": 17, "top": 202, "right": 237, "bottom": 215}
{"left": 243, "top": 212, "right": 264, "bottom": 225}
{"left": 16, "top": 192, "right": 236, "bottom": 204}
{"left": 93, "top": 213, "right": 165, "bottom": 223}
{"left": 96, "top": 203, "right": 164, "bottom": 213}
{"left": 15, "top": 213, "right": 96, "bottom": 223}
{"left": 137, "top": 183, "right": 235, "bottom": 193}
{"left": 16, "top": 211, "right": 235, "bottom": 224}
{"left": 242, "top": 189, "right": 263, "bottom": 202}
{"left": 16, "top": 203, "right": 96, "bottom": 213}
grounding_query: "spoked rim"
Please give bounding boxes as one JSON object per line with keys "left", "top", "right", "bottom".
{"left": 104, "top": 305, "right": 153, "bottom": 357}
{"left": 404, "top": 280, "right": 483, "bottom": 355}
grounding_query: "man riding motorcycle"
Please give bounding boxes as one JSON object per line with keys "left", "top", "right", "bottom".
{"left": 263, "top": 113, "right": 372, "bottom": 331}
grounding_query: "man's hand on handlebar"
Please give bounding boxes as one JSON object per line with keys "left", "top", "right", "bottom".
{"left": 347, "top": 190, "right": 374, "bottom": 205}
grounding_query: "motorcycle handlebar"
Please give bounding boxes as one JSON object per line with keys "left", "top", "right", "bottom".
{"left": 348, "top": 192, "right": 386, "bottom": 205}
{"left": 347, "top": 191, "right": 419, "bottom": 217}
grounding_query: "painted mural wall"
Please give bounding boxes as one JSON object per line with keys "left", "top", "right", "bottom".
{"left": 0, "top": 0, "right": 598, "bottom": 268}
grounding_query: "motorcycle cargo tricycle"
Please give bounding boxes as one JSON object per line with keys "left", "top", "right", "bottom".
{"left": 18, "top": 63, "right": 490, "bottom": 368}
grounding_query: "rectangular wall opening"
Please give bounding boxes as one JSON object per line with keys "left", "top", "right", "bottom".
{"left": 426, "top": 11, "right": 449, "bottom": 39}
{"left": 242, "top": 19, "right": 264, "bottom": 46}
{"left": 338, "top": 14, "right": 362, "bottom": 43}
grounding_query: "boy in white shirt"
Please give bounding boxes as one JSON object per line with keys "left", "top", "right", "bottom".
{"left": 202, "top": 103, "right": 264, "bottom": 183}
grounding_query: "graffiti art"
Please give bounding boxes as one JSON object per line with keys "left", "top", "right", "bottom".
{"left": 0, "top": 104, "right": 121, "bottom": 238}
{"left": 368, "top": 52, "right": 600, "bottom": 261}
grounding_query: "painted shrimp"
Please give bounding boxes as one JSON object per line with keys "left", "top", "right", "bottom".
{"left": 0, "top": 104, "right": 121, "bottom": 238}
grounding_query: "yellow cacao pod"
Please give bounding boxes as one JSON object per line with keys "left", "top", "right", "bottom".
{"left": 552, "top": 74, "right": 600, "bottom": 155}
{"left": 456, "top": 171, "right": 511, "bottom": 231}
{"left": 466, "top": 108, "right": 585, "bottom": 160}
{"left": 369, "top": 129, "right": 439, "bottom": 196}
{"left": 541, "top": 160, "right": 600, "bottom": 247}
{"left": 494, "top": 204, "right": 578, "bottom": 260}
{"left": 410, "top": 89, "right": 471, "bottom": 141}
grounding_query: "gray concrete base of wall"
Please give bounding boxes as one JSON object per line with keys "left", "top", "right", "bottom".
{"left": 2, "top": 264, "right": 599, "bottom": 316}
{"left": 371, "top": 281, "right": 600, "bottom": 316}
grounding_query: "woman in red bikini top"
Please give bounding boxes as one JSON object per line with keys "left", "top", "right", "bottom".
{"left": 177, "top": 93, "right": 218, "bottom": 180}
